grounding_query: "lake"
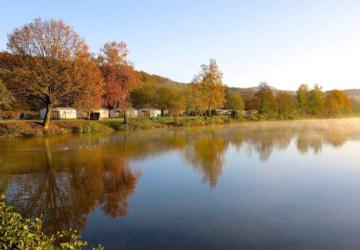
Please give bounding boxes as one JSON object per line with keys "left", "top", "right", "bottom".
{"left": 2, "top": 119, "right": 360, "bottom": 249}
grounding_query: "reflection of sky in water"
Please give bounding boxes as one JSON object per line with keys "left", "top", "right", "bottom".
{"left": 2, "top": 120, "right": 360, "bottom": 249}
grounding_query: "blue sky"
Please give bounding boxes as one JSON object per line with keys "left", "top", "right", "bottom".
{"left": 2, "top": 0, "right": 360, "bottom": 90}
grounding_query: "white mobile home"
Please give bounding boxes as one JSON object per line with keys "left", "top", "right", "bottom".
{"left": 126, "top": 108, "right": 138, "bottom": 118}
{"left": 109, "top": 108, "right": 138, "bottom": 118}
{"left": 138, "top": 108, "right": 161, "bottom": 118}
{"left": 215, "top": 109, "right": 232, "bottom": 115}
{"left": 90, "top": 109, "right": 109, "bottom": 120}
{"left": 40, "top": 107, "right": 77, "bottom": 120}
{"left": 109, "top": 109, "right": 121, "bottom": 118}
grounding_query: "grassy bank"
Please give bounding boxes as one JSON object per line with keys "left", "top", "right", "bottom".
{"left": 0, "top": 116, "right": 240, "bottom": 138}
{"left": 1, "top": 115, "right": 357, "bottom": 138}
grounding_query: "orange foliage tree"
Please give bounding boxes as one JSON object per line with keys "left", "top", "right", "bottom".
{"left": 99, "top": 41, "right": 137, "bottom": 124}
{"left": 6, "top": 18, "right": 103, "bottom": 128}
{"left": 325, "top": 90, "right": 352, "bottom": 116}
{"left": 72, "top": 47, "right": 104, "bottom": 117}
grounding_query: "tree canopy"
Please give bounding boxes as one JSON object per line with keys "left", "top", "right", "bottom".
{"left": 224, "top": 90, "right": 244, "bottom": 111}
{"left": 191, "top": 59, "right": 226, "bottom": 115}
{"left": 6, "top": 18, "right": 100, "bottom": 128}
{"left": 326, "top": 90, "right": 352, "bottom": 116}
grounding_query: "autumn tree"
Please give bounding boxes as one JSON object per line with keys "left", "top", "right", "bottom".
{"left": 296, "top": 84, "right": 309, "bottom": 115}
{"left": 99, "top": 41, "right": 137, "bottom": 124}
{"left": 185, "top": 83, "right": 207, "bottom": 115}
{"left": 192, "top": 59, "right": 226, "bottom": 115}
{"left": 251, "top": 82, "right": 276, "bottom": 117}
{"left": 0, "top": 52, "right": 31, "bottom": 110}
{"left": 72, "top": 47, "right": 104, "bottom": 117}
{"left": 325, "top": 90, "right": 352, "bottom": 116}
{"left": 0, "top": 79, "right": 14, "bottom": 110}
{"left": 7, "top": 18, "right": 93, "bottom": 128}
{"left": 224, "top": 89, "right": 244, "bottom": 111}
{"left": 275, "top": 91, "right": 296, "bottom": 119}
{"left": 308, "top": 84, "right": 325, "bottom": 117}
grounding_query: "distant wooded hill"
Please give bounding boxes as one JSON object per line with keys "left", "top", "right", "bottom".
{"left": 137, "top": 73, "right": 360, "bottom": 100}
{"left": 136, "top": 71, "right": 184, "bottom": 88}
{"left": 229, "top": 86, "right": 360, "bottom": 100}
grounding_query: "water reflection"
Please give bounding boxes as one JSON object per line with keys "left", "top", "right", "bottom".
{"left": 0, "top": 137, "right": 141, "bottom": 233}
{"left": 1, "top": 119, "right": 360, "bottom": 236}
{"left": 184, "top": 131, "right": 226, "bottom": 188}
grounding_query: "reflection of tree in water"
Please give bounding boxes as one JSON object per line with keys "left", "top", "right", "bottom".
{"left": 296, "top": 135, "right": 322, "bottom": 154}
{"left": 325, "top": 136, "right": 348, "bottom": 148}
{"left": 184, "top": 132, "right": 227, "bottom": 188}
{"left": 295, "top": 129, "right": 349, "bottom": 154}
{"left": 1, "top": 138, "right": 140, "bottom": 234}
{"left": 101, "top": 161, "right": 138, "bottom": 217}
{"left": 242, "top": 128, "right": 292, "bottom": 161}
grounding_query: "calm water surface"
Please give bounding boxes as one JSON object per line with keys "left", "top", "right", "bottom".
{"left": 2, "top": 119, "right": 360, "bottom": 249}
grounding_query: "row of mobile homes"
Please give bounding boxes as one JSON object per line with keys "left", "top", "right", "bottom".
{"left": 109, "top": 108, "right": 162, "bottom": 118}
{"left": 40, "top": 107, "right": 162, "bottom": 120}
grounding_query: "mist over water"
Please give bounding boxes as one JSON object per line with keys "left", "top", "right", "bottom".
{"left": 1, "top": 118, "right": 360, "bottom": 249}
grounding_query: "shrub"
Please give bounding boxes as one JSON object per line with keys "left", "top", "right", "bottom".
{"left": 0, "top": 111, "right": 21, "bottom": 120}
{"left": 0, "top": 195, "right": 103, "bottom": 249}
{"left": 72, "top": 121, "right": 113, "bottom": 133}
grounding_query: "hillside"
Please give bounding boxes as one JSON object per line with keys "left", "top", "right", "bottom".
{"left": 136, "top": 71, "right": 185, "bottom": 88}
{"left": 136, "top": 70, "right": 360, "bottom": 100}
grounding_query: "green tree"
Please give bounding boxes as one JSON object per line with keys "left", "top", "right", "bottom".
{"left": 308, "top": 84, "right": 325, "bottom": 117}
{"left": 130, "top": 84, "right": 157, "bottom": 109}
{"left": 224, "top": 90, "right": 244, "bottom": 111}
{"left": 156, "top": 86, "right": 175, "bottom": 115}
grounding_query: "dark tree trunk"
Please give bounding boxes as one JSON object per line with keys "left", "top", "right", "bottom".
{"left": 123, "top": 111, "right": 128, "bottom": 125}
{"left": 42, "top": 105, "right": 51, "bottom": 129}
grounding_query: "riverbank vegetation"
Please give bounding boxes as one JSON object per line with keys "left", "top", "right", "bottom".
{"left": 0, "top": 116, "right": 237, "bottom": 137}
{"left": 0, "top": 195, "right": 102, "bottom": 249}
{"left": 0, "top": 18, "right": 359, "bottom": 138}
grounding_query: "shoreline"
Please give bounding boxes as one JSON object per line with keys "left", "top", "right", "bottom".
{"left": 0, "top": 115, "right": 358, "bottom": 138}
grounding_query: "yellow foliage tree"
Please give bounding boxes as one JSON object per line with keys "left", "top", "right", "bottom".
{"left": 326, "top": 90, "right": 352, "bottom": 116}
{"left": 191, "top": 59, "right": 226, "bottom": 115}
